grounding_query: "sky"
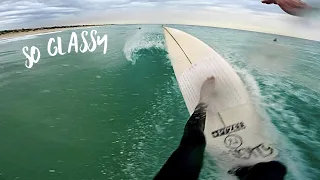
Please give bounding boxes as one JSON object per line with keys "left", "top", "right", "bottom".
{"left": 1, "top": 0, "right": 320, "bottom": 41}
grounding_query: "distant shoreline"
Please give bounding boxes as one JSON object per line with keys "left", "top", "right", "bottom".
{"left": 1, "top": 23, "right": 319, "bottom": 42}
{"left": 0, "top": 24, "right": 103, "bottom": 39}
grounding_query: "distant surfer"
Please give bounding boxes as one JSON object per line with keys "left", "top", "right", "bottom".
{"left": 274, "top": 38, "right": 278, "bottom": 42}
{"left": 154, "top": 77, "right": 287, "bottom": 180}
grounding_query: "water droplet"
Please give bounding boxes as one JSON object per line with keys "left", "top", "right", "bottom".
{"left": 41, "top": 90, "right": 51, "bottom": 93}
{"left": 168, "top": 119, "right": 174, "bottom": 122}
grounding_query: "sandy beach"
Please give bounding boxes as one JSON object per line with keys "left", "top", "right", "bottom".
{"left": 0, "top": 25, "right": 100, "bottom": 39}
{"left": 0, "top": 28, "right": 70, "bottom": 39}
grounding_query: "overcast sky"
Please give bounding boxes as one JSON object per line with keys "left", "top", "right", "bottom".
{"left": 1, "top": 0, "right": 320, "bottom": 41}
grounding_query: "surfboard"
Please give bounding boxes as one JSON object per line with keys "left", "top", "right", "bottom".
{"left": 163, "top": 27, "right": 279, "bottom": 173}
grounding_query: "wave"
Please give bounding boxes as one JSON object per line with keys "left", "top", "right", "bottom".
{"left": 215, "top": 39, "right": 314, "bottom": 179}
{"left": 35, "top": 31, "right": 62, "bottom": 36}
{"left": 260, "top": 76, "right": 319, "bottom": 180}
{"left": 235, "top": 67, "right": 310, "bottom": 180}
{"left": 0, "top": 35, "right": 38, "bottom": 44}
{"left": 123, "top": 27, "right": 166, "bottom": 64}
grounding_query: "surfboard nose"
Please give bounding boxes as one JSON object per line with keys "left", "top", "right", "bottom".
{"left": 163, "top": 27, "right": 174, "bottom": 32}
{"left": 163, "top": 26, "right": 217, "bottom": 75}
{"left": 163, "top": 27, "right": 185, "bottom": 39}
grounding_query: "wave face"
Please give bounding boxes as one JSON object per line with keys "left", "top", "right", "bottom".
{"left": 123, "top": 27, "right": 166, "bottom": 64}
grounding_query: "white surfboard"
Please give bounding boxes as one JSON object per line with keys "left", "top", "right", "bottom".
{"left": 163, "top": 27, "right": 279, "bottom": 173}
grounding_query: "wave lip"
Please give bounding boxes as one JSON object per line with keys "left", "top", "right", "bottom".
{"left": 123, "top": 28, "right": 165, "bottom": 64}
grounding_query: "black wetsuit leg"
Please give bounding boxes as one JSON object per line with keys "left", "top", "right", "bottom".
{"left": 230, "top": 161, "right": 287, "bottom": 180}
{"left": 154, "top": 103, "right": 207, "bottom": 180}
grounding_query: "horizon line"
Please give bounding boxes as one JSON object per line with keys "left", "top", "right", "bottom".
{"left": 1, "top": 23, "right": 319, "bottom": 43}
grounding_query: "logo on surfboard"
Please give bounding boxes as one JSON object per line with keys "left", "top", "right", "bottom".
{"left": 211, "top": 122, "right": 246, "bottom": 138}
{"left": 224, "top": 134, "right": 275, "bottom": 160}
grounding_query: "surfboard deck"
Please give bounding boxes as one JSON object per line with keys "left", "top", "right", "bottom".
{"left": 163, "top": 27, "right": 279, "bottom": 172}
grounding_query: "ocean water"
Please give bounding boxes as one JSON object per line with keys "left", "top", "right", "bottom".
{"left": 0, "top": 24, "right": 319, "bottom": 180}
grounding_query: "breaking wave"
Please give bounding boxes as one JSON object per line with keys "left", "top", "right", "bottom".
{"left": 0, "top": 35, "right": 37, "bottom": 44}
{"left": 123, "top": 27, "right": 166, "bottom": 64}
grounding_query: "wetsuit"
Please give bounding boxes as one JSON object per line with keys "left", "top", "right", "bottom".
{"left": 154, "top": 103, "right": 207, "bottom": 180}
{"left": 154, "top": 102, "right": 287, "bottom": 180}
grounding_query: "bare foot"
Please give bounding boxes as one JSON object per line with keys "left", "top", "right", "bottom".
{"left": 199, "top": 76, "right": 216, "bottom": 105}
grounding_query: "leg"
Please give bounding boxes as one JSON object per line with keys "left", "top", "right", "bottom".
{"left": 179, "top": 102, "right": 207, "bottom": 146}
{"left": 229, "top": 161, "right": 287, "bottom": 180}
{"left": 153, "top": 102, "right": 207, "bottom": 180}
{"left": 154, "top": 77, "right": 216, "bottom": 180}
